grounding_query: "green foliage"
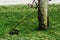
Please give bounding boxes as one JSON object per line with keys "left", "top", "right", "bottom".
{"left": 0, "top": 4, "right": 60, "bottom": 40}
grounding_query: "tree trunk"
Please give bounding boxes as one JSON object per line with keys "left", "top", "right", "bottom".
{"left": 37, "top": 0, "right": 48, "bottom": 30}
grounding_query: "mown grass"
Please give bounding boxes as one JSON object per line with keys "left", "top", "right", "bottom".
{"left": 0, "top": 4, "right": 60, "bottom": 40}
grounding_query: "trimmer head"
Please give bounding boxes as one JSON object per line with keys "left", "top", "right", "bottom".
{"left": 9, "top": 29, "right": 19, "bottom": 35}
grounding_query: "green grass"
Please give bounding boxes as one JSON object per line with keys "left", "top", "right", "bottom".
{"left": 0, "top": 4, "right": 60, "bottom": 40}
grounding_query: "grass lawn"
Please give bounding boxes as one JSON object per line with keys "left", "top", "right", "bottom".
{"left": 0, "top": 4, "right": 60, "bottom": 40}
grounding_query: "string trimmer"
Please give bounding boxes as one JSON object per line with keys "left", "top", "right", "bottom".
{"left": 9, "top": 9, "right": 36, "bottom": 35}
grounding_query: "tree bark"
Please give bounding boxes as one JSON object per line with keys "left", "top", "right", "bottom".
{"left": 37, "top": 0, "right": 48, "bottom": 30}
